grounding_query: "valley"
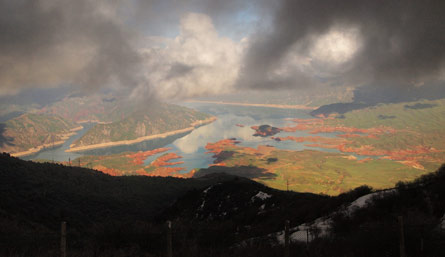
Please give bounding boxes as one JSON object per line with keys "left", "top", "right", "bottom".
{"left": 18, "top": 99, "right": 444, "bottom": 196}
{"left": 2, "top": 97, "right": 445, "bottom": 196}
{"left": 0, "top": 96, "right": 215, "bottom": 158}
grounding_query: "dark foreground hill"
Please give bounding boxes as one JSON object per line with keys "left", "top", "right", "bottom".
{"left": 1, "top": 153, "right": 445, "bottom": 256}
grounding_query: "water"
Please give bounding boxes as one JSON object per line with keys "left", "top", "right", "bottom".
{"left": 23, "top": 123, "right": 96, "bottom": 162}
{"left": 25, "top": 103, "right": 346, "bottom": 171}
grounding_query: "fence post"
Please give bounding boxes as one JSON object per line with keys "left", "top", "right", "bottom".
{"left": 61, "top": 221, "right": 67, "bottom": 257}
{"left": 398, "top": 216, "right": 406, "bottom": 257}
{"left": 284, "top": 220, "right": 290, "bottom": 257}
{"left": 420, "top": 238, "right": 424, "bottom": 255}
{"left": 166, "top": 220, "right": 172, "bottom": 257}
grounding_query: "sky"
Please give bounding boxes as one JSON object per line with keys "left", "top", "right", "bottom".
{"left": 0, "top": 0, "right": 444, "bottom": 102}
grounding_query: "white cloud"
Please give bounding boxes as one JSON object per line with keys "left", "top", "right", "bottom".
{"left": 251, "top": 26, "right": 362, "bottom": 89}
{"left": 141, "top": 13, "right": 245, "bottom": 100}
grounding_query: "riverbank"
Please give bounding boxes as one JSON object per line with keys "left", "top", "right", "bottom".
{"left": 66, "top": 117, "right": 216, "bottom": 153}
{"left": 187, "top": 100, "right": 318, "bottom": 110}
{"left": 11, "top": 125, "right": 83, "bottom": 157}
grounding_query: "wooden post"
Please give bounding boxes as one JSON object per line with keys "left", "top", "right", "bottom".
{"left": 166, "top": 220, "right": 172, "bottom": 257}
{"left": 284, "top": 220, "right": 290, "bottom": 257}
{"left": 420, "top": 238, "right": 424, "bottom": 255}
{"left": 399, "top": 216, "right": 406, "bottom": 257}
{"left": 61, "top": 221, "right": 67, "bottom": 257}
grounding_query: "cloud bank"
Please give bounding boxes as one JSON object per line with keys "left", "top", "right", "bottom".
{"left": 0, "top": 0, "right": 145, "bottom": 96}
{"left": 1, "top": 0, "right": 444, "bottom": 100}
{"left": 142, "top": 13, "right": 245, "bottom": 99}
{"left": 239, "top": 0, "right": 445, "bottom": 90}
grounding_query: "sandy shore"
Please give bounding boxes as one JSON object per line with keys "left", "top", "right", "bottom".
{"left": 66, "top": 117, "right": 217, "bottom": 153}
{"left": 187, "top": 100, "right": 318, "bottom": 110}
{"left": 10, "top": 125, "right": 84, "bottom": 157}
{"left": 11, "top": 141, "right": 66, "bottom": 157}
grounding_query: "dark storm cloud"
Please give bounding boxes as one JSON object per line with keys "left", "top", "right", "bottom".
{"left": 2, "top": 0, "right": 444, "bottom": 98}
{"left": 129, "top": 0, "right": 265, "bottom": 34}
{"left": 0, "top": 0, "right": 261, "bottom": 97}
{"left": 0, "top": 0, "right": 145, "bottom": 95}
{"left": 165, "top": 63, "right": 194, "bottom": 80}
{"left": 239, "top": 0, "right": 445, "bottom": 89}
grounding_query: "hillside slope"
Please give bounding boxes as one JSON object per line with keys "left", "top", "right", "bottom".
{"left": 0, "top": 114, "right": 79, "bottom": 156}
{"left": 166, "top": 165, "right": 445, "bottom": 257}
{"left": 1, "top": 153, "right": 444, "bottom": 256}
{"left": 69, "top": 103, "right": 214, "bottom": 150}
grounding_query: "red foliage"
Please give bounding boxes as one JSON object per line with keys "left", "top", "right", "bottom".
{"left": 151, "top": 152, "right": 184, "bottom": 167}
{"left": 205, "top": 138, "right": 240, "bottom": 155}
{"left": 126, "top": 148, "right": 171, "bottom": 165}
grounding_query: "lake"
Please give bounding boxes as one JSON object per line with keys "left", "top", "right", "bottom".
{"left": 24, "top": 102, "right": 342, "bottom": 172}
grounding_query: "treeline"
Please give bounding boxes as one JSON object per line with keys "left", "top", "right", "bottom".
{"left": 0, "top": 153, "right": 227, "bottom": 256}
{"left": 1, "top": 153, "right": 445, "bottom": 256}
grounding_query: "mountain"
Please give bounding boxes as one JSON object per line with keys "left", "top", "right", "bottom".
{"left": 192, "top": 86, "right": 354, "bottom": 107}
{"left": 158, "top": 165, "right": 445, "bottom": 257}
{"left": 41, "top": 94, "right": 129, "bottom": 123}
{"left": 0, "top": 113, "right": 80, "bottom": 156}
{"left": 311, "top": 82, "right": 445, "bottom": 117}
{"left": 0, "top": 153, "right": 229, "bottom": 256}
{"left": 1, "top": 154, "right": 444, "bottom": 256}
{"left": 69, "top": 102, "right": 214, "bottom": 151}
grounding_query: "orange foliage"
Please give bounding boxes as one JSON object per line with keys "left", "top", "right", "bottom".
{"left": 94, "top": 165, "right": 121, "bottom": 176}
{"left": 205, "top": 138, "right": 240, "bottom": 155}
{"left": 151, "top": 152, "right": 184, "bottom": 167}
{"left": 126, "top": 148, "right": 171, "bottom": 165}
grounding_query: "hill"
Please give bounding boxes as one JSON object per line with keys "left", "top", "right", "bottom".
{"left": 0, "top": 114, "right": 80, "bottom": 156}
{"left": 0, "top": 153, "right": 230, "bottom": 256}
{"left": 157, "top": 165, "right": 445, "bottom": 257}
{"left": 40, "top": 95, "right": 125, "bottom": 123}
{"left": 0, "top": 153, "right": 444, "bottom": 256}
{"left": 69, "top": 103, "right": 214, "bottom": 151}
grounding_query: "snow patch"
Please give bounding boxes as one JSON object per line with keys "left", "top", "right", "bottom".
{"left": 276, "top": 217, "right": 331, "bottom": 244}
{"left": 345, "top": 189, "right": 396, "bottom": 215}
{"left": 203, "top": 185, "right": 213, "bottom": 194}
{"left": 441, "top": 213, "right": 445, "bottom": 230}
{"left": 275, "top": 189, "right": 396, "bottom": 244}
{"left": 251, "top": 191, "right": 272, "bottom": 202}
{"left": 199, "top": 200, "right": 206, "bottom": 210}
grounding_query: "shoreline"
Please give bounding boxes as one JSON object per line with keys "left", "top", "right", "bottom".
{"left": 11, "top": 125, "right": 84, "bottom": 157}
{"left": 186, "top": 100, "right": 318, "bottom": 110}
{"left": 66, "top": 117, "right": 216, "bottom": 153}
{"left": 11, "top": 140, "right": 66, "bottom": 157}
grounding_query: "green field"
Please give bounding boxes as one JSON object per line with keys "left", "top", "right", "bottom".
{"left": 321, "top": 99, "right": 445, "bottom": 169}
{"left": 204, "top": 142, "right": 427, "bottom": 195}
{"left": 198, "top": 99, "right": 445, "bottom": 195}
